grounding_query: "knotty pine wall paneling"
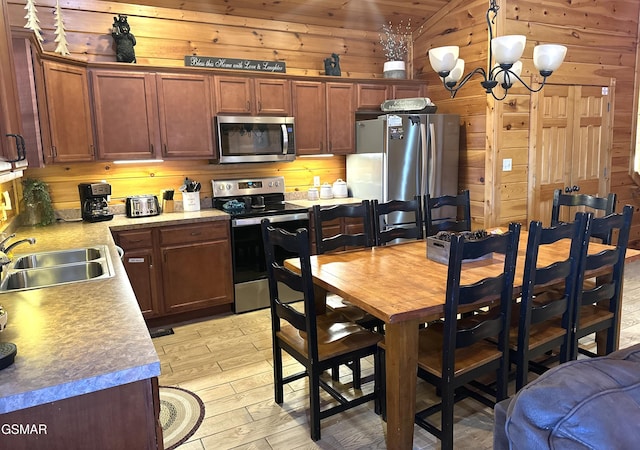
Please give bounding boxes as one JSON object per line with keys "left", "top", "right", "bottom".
{"left": 6, "top": 0, "right": 390, "bottom": 78}
{"left": 415, "top": 0, "right": 640, "bottom": 235}
{"left": 25, "top": 157, "right": 346, "bottom": 211}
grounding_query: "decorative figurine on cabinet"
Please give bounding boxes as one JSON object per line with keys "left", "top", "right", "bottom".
{"left": 111, "top": 15, "right": 136, "bottom": 63}
{"left": 324, "top": 53, "right": 341, "bottom": 76}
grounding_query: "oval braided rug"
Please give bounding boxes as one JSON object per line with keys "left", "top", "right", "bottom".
{"left": 159, "top": 386, "right": 205, "bottom": 449}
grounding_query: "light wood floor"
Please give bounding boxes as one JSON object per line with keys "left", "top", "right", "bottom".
{"left": 153, "top": 260, "right": 640, "bottom": 450}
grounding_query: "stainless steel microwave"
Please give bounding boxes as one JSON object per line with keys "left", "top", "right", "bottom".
{"left": 215, "top": 116, "right": 296, "bottom": 164}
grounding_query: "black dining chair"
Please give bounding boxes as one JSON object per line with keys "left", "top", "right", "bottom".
{"left": 312, "top": 200, "right": 382, "bottom": 380}
{"left": 372, "top": 197, "right": 423, "bottom": 246}
{"left": 261, "top": 219, "right": 381, "bottom": 441}
{"left": 572, "top": 205, "right": 633, "bottom": 359}
{"left": 424, "top": 190, "right": 471, "bottom": 237}
{"left": 379, "top": 222, "right": 520, "bottom": 450}
{"left": 551, "top": 189, "right": 616, "bottom": 243}
{"left": 509, "top": 213, "right": 590, "bottom": 392}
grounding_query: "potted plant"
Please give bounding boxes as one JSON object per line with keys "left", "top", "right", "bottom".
{"left": 21, "top": 178, "right": 55, "bottom": 226}
{"left": 379, "top": 20, "right": 417, "bottom": 79}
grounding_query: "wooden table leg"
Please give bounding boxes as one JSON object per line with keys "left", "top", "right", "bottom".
{"left": 385, "top": 320, "right": 420, "bottom": 450}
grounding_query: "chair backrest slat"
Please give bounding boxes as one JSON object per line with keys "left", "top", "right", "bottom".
{"left": 442, "top": 222, "right": 520, "bottom": 356}
{"left": 373, "top": 197, "right": 423, "bottom": 246}
{"left": 425, "top": 190, "right": 471, "bottom": 237}
{"left": 551, "top": 189, "right": 616, "bottom": 243}
{"left": 313, "top": 201, "right": 373, "bottom": 254}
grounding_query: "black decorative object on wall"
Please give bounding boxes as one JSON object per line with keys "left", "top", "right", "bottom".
{"left": 324, "top": 53, "right": 341, "bottom": 76}
{"left": 112, "top": 15, "right": 136, "bottom": 63}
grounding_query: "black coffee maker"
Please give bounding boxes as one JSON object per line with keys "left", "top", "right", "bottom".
{"left": 78, "top": 182, "right": 113, "bottom": 222}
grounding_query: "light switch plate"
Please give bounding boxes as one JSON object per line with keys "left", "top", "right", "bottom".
{"left": 502, "top": 158, "right": 512, "bottom": 171}
{"left": 313, "top": 176, "right": 320, "bottom": 187}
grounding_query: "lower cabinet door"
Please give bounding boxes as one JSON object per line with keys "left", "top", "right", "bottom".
{"left": 160, "top": 240, "right": 233, "bottom": 314}
{"left": 122, "top": 247, "right": 161, "bottom": 318}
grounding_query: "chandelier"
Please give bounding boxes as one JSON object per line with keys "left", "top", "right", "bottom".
{"left": 427, "top": 0, "right": 567, "bottom": 100}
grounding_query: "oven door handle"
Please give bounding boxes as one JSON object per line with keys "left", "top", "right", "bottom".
{"left": 232, "top": 212, "right": 309, "bottom": 227}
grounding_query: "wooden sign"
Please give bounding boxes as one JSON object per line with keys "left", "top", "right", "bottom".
{"left": 184, "top": 56, "right": 286, "bottom": 73}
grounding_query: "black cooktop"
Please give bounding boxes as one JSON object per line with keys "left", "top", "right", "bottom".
{"left": 213, "top": 194, "right": 308, "bottom": 219}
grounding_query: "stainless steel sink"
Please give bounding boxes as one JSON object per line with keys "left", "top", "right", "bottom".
{"left": 0, "top": 261, "right": 109, "bottom": 291}
{"left": 12, "top": 247, "right": 104, "bottom": 269}
{"left": 0, "top": 245, "right": 114, "bottom": 292}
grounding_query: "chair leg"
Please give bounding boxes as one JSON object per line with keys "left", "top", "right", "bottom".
{"left": 374, "top": 347, "right": 382, "bottom": 416}
{"left": 309, "top": 366, "right": 321, "bottom": 441}
{"left": 352, "top": 359, "right": 362, "bottom": 390}
{"left": 331, "top": 365, "right": 340, "bottom": 381}
{"left": 440, "top": 383, "right": 455, "bottom": 450}
{"left": 273, "top": 344, "right": 284, "bottom": 404}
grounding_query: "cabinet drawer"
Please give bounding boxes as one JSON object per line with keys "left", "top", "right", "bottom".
{"left": 115, "top": 229, "right": 153, "bottom": 249}
{"left": 159, "top": 222, "right": 228, "bottom": 246}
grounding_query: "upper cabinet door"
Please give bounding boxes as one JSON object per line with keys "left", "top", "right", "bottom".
{"left": 393, "top": 84, "right": 426, "bottom": 99}
{"left": 326, "top": 82, "right": 355, "bottom": 154}
{"left": 156, "top": 73, "right": 215, "bottom": 158}
{"left": 254, "top": 79, "right": 291, "bottom": 115}
{"left": 356, "top": 83, "right": 390, "bottom": 110}
{"left": 214, "top": 76, "right": 252, "bottom": 114}
{"left": 0, "top": 1, "right": 24, "bottom": 166}
{"left": 43, "top": 61, "right": 94, "bottom": 163}
{"left": 292, "top": 81, "right": 326, "bottom": 155}
{"left": 91, "top": 69, "right": 159, "bottom": 160}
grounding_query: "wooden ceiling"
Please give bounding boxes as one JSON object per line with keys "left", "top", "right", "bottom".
{"left": 106, "top": 0, "right": 452, "bottom": 33}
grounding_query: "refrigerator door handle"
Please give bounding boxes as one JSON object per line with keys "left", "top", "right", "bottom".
{"left": 420, "top": 121, "right": 428, "bottom": 196}
{"left": 428, "top": 122, "right": 436, "bottom": 196}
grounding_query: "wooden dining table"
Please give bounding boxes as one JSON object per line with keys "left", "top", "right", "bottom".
{"left": 285, "top": 231, "right": 640, "bottom": 450}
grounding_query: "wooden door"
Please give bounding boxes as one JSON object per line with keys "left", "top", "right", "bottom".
{"left": 156, "top": 73, "right": 215, "bottom": 158}
{"left": 393, "top": 84, "right": 426, "bottom": 99}
{"left": 254, "top": 78, "right": 291, "bottom": 115}
{"left": 214, "top": 76, "right": 252, "bottom": 114}
{"left": 326, "top": 82, "right": 355, "bottom": 154}
{"left": 43, "top": 62, "right": 95, "bottom": 163}
{"left": 292, "top": 81, "right": 326, "bottom": 154}
{"left": 91, "top": 69, "right": 159, "bottom": 160}
{"left": 529, "top": 83, "right": 612, "bottom": 226}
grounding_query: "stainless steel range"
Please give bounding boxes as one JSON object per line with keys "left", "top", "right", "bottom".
{"left": 212, "top": 176, "right": 309, "bottom": 313}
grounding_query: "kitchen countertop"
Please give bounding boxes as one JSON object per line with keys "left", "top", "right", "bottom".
{"left": 0, "top": 209, "right": 229, "bottom": 414}
{"left": 286, "top": 197, "right": 364, "bottom": 209}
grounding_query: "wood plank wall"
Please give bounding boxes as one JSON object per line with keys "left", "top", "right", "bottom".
{"left": 413, "top": 0, "right": 490, "bottom": 229}
{"left": 6, "top": 0, "right": 391, "bottom": 78}
{"left": 415, "top": 0, "right": 640, "bottom": 238}
{"left": 25, "top": 157, "right": 346, "bottom": 211}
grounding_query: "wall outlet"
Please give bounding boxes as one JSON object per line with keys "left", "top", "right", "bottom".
{"left": 313, "top": 176, "right": 320, "bottom": 187}
{"left": 502, "top": 158, "right": 512, "bottom": 171}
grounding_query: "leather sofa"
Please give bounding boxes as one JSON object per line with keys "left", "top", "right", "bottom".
{"left": 494, "top": 343, "right": 640, "bottom": 449}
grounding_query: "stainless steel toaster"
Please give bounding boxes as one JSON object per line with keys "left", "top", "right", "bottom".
{"left": 126, "top": 195, "right": 160, "bottom": 218}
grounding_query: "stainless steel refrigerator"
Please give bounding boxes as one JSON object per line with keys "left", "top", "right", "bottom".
{"left": 347, "top": 113, "right": 460, "bottom": 225}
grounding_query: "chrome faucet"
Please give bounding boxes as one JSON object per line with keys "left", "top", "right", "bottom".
{"left": 3, "top": 237, "right": 36, "bottom": 254}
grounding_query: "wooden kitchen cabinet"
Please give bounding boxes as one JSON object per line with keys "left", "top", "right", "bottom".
{"left": 326, "top": 82, "right": 356, "bottom": 154}
{"left": 113, "top": 220, "right": 233, "bottom": 323}
{"left": 292, "top": 80, "right": 326, "bottom": 154}
{"left": 356, "top": 83, "right": 390, "bottom": 110}
{"left": 159, "top": 222, "right": 233, "bottom": 314}
{"left": 91, "top": 69, "right": 215, "bottom": 160}
{"left": 156, "top": 72, "right": 215, "bottom": 158}
{"left": 0, "top": 1, "right": 25, "bottom": 166}
{"left": 215, "top": 75, "right": 291, "bottom": 115}
{"left": 91, "top": 69, "right": 158, "bottom": 160}
{"left": 113, "top": 229, "right": 160, "bottom": 319}
{"left": 42, "top": 61, "right": 95, "bottom": 163}
{"left": 393, "top": 83, "right": 426, "bottom": 99}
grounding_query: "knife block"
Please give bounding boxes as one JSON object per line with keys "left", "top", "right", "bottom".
{"left": 162, "top": 199, "right": 174, "bottom": 213}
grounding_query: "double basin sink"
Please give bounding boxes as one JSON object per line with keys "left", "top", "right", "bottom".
{"left": 0, "top": 245, "right": 114, "bottom": 292}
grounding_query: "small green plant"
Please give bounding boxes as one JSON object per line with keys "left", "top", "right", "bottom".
{"left": 22, "top": 178, "right": 55, "bottom": 226}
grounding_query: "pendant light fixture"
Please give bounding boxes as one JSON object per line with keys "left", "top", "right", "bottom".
{"left": 428, "top": 0, "right": 567, "bottom": 100}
